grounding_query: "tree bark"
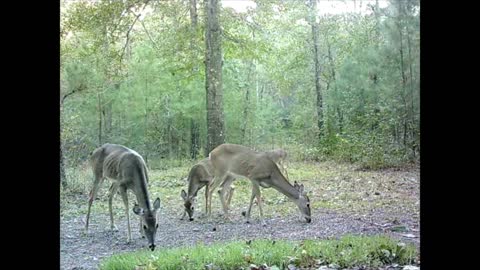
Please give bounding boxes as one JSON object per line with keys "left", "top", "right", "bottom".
{"left": 189, "top": 0, "right": 198, "bottom": 27}
{"left": 60, "top": 126, "right": 67, "bottom": 189}
{"left": 190, "top": 119, "right": 200, "bottom": 159}
{"left": 205, "top": 0, "right": 225, "bottom": 156}
{"left": 241, "top": 81, "right": 251, "bottom": 144}
{"left": 189, "top": 0, "right": 200, "bottom": 159}
{"left": 144, "top": 79, "right": 149, "bottom": 165}
{"left": 396, "top": 0, "right": 409, "bottom": 153}
{"left": 405, "top": 2, "right": 417, "bottom": 157}
{"left": 97, "top": 92, "right": 103, "bottom": 146}
{"left": 325, "top": 36, "right": 342, "bottom": 133}
{"left": 308, "top": 0, "right": 324, "bottom": 139}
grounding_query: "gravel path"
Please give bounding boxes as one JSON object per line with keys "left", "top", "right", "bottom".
{"left": 60, "top": 206, "right": 419, "bottom": 270}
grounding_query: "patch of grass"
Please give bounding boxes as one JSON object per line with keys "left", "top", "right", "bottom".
{"left": 61, "top": 158, "right": 419, "bottom": 222}
{"left": 100, "top": 235, "right": 417, "bottom": 270}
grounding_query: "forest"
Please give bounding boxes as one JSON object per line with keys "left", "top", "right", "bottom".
{"left": 60, "top": 1, "right": 420, "bottom": 269}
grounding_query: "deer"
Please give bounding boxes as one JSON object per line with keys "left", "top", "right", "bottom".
{"left": 264, "top": 149, "right": 289, "bottom": 180}
{"left": 85, "top": 143, "right": 161, "bottom": 251}
{"left": 206, "top": 144, "right": 311, "bottom": 225}
{"left": 180, "top": 158, "right": 236, "bottom": 221}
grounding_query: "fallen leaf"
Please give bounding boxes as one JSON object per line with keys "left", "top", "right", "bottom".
{"left": 390, "top": 225, "right": 408, "bottom": 232}
{"left": 399, "top": 233, "right": 417, "bottom": 238}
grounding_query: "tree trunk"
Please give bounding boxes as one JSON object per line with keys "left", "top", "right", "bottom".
{"left": 189, "top": 0, "right": 200, "bottom": 159}
{"left": 375, "top": 0, "right": 380, "bottom": 40}
{"left": 240, "top": 84, "right": 250, "bottom": 143}
{"left": 308, "top": 0, "right": 324, "bottom": 139}
{"left": 405, "top": 7, "right": 417, "bottom": 158}
{"left": 325, "top": 36, "right": 342, "bottom": 134}
{"left": 205, "top": 0, "right": 225, "bottom": 156}
{"left": 144, "top": 80, "right": 149, "bottom": 166}
{"left": 241, "top": 59, "right": 255, "bottom": 144}
{"left": 101, "top": 100, "right": 112, "bottom": 142}
{"left": 60, "top": 134, "right": 67, "bottom": 189}
{"left": 189, "top": 0, "right": 198, "bottom": 27}
{"left": 97, "top": 92, "right": 103, "bottom": 146}
{"left": 190, "top": 119, "right": 200, "bottom": 159}
{"left": 396, "top": 0, "right": 409, "bottom": 153}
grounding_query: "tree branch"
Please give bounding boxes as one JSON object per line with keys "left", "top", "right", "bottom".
{"left": 120, "top": 0, "right": 151, "bottom": 61}
{"left": 61, "top": 89, "right": 78, "bottom": 105}
{"left": 139, "top": 18, "right": 160, "bottom": 52}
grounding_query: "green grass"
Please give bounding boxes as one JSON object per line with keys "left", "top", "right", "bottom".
{"left": 100, "top": 235, "right": 417, "bottom": 270}
{"left": 61, "top": 158, "right": 418, "bottom": 220}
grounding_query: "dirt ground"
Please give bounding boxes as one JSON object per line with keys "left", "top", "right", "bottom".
{"left": 60, "top": 163, "right": 420, "bottom": 270}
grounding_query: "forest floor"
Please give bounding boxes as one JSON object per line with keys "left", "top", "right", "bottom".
{"left": 60, "top": 161, "right": 420, "bottom": 270}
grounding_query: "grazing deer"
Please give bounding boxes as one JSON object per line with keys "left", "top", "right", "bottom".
{"left": 85, "top": 143, "right": 161, "bottom": 251}
{"left": 264, "top": 149, "right": 289, "bottom": 180}
{"left": 180, "top": 158, "right": 236, "bottom": 221}
{"left": 207, "top": 144, "right": 311, "bottom": 224}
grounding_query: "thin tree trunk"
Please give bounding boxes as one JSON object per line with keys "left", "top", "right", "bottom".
{"left": 374, "top": 0, "right": 381, "bottom": 47}
{"left": 189, "top": 0, "right": 200, "bottom": 159}
{"left": 205, "top": 0, "right": 225, "bottom": 155}
{"left": 144, "top": 79, "right": 149, "bottom": 166}
{"left": 396, "top": 0, "right": 408, "bottom": 153}
{"left": 97, "top": 92, "right": 103, "bottom": 146}
{"left": 405, "top": 14, "right": 417, "bottom": 157}
{"left": 241, "top": 59, "right": 255, "bottom": 144}
{"left": 309, "top": 0, "right": 324, "bottom": 140}
{"left": 60, "top": 134, "right": 67, "bottom": 189}
{"left": 325, "top": 36, "right": 341, "bottom": 133}
{"left": 190, "top": 119, "right": 199, "bottom": 159}
{"left": 240, "top": 85, "right": 250, "bottom": 143}
{"left": 189, "top": 0, "right": 198, "bottom": 27}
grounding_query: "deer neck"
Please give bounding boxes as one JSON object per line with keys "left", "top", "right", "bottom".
{"left": 133, "top": 167, "right": 152, "bottom": 211}
{"left": 187, "top": 165, "right": 203, "bottom": 198}
{"left": 270, "top": 170, "right": 299, "bottom": 201}
{"left": 187, "top": 176, "right": 201, "bottom": 198}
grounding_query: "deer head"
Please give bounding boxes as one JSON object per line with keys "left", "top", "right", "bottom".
{"left": 181, "top": 189, "right": 196, "bottom": 221}
{"left": 294, "top": 181, "right": 311, "bottom": 223}
{"left": 133, "top": 197, "right": 161, "bottom": 251}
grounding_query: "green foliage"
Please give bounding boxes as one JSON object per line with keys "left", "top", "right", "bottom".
{"left": 99, "top": 236, "right": 417, "bottom": 270}
{"left": 61, "top": 0, "right": 420, "bottom": 172}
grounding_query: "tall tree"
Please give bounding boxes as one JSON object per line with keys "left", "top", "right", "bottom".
{"left": 308, "top": 0, "right": 324, "bottom": 139}
{"left": 205, "top": 0, "right": 225, "bottom": 155}
{"left": 189, "top": 0, "right": 200, "bottom": 159}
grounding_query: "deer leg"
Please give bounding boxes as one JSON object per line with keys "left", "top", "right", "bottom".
{"left": 218, "top": 175, "right": 233, "bottom": 220}
{"left": 245, "top": 184, "right": 257, "bottom": 224}
{"left": 204, "top": 183, "right": 210, "bottom": 215}
{"left": 282, "top": 162, "right": 289, "bottom": 181}
{"left": 207, "top": 175, "right": 223, "bottom": 219}
{"left": 226, "top": 184, "right": 235, "bottom": 210}
{"left": 139, "top": 217, "right": 145, "bottom": 238}
{"left": 207, "top": 180, "right": 214, "bottom": 217}
{"left": 252, "top": 183, "right": 266, "bottom": 226}
{"left": 222, "top": 176, "right": 235, "bottom": 210}
{"left": 108, "top": 183, "right": 119, "bottom": 231}
{"left": 85, "top": 174, "right": 104, "bottom": 232}
{"left": 119, "top": 187, "right": 131, "bottom": 243}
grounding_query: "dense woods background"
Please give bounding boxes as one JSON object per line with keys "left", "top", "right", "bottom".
{"left": 60, "top": 0, "right": 419, "bottom": 188}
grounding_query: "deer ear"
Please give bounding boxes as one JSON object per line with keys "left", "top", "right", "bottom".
{"left": 153, "top": 197, "right": 161, "bottom": 210}
{"left": 133, "top": 204, "right": 144, "bottom": 216}
{"left": 299, "top": 184, "right": 304, "bottom": 193}
{"left": 181, "top": 189, "right": 187, "bottom": 200}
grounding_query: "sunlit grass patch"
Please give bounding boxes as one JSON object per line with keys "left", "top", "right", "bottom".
{"left": 61, "top": 159, "right": 418, "bottom": 221}
{"left": 100, "top": 235, "right": 418, "bottom": 270}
